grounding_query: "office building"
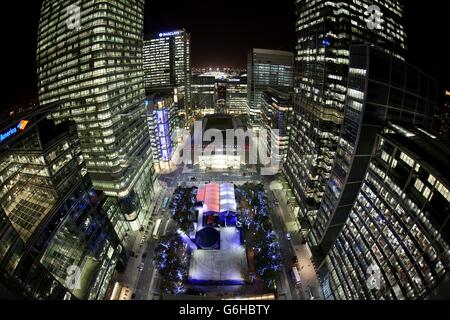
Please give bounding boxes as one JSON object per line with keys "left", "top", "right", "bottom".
{"left": 321, "top": 124, "right": 450, "bottom": 300}
{"left": 284, "top": 0, "right": 408, "bottom": 234}
{"left": 310, "top": 45, "right": 437, "bottom": 258}
{"left": 310, "top": 45, "right": 448, "bottom": 300}
{"left": 226, "top": 75, "right": 248, "bottom": 115}
{"left": 247, "top": 49, "right": 294, "bottom": 127}
{"left": 261, "top": 88, "right": 293, "bottom": 166}
{"left": 146, "top": 92, "right": 180, "bottom": 168}
{"left": 143, "top": 29, "right": 192, "bottom": 157}
{"left": 37, "top": 0, "right": 157, "bottom": 230}
{"left": 0, "top": 107, "right": 123, "bottom": 300}
{"left": 191, "top": 76, "right": 216, "bottom": 110}
{"left": 143, "top": 29, "right": 192, "bottom": 110}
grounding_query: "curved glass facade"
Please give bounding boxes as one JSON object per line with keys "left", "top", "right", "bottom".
{"left": 323, "top": 127, "right": 450, "bottom": 299}
{"left": 317, "top": 45, "right": 448, "bottom": 300}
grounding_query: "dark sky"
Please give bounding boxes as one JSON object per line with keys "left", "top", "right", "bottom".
{"left": 0, "top": 0, "right": 448, "bottom": 110}
{"left": 144, "top": 0, "right": 296, "bottom": 68}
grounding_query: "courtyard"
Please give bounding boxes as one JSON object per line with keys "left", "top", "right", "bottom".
{"left": 154, "top": 182, "right": 282, "bottom": 297}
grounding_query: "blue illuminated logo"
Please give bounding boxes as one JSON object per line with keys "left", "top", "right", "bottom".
{"left": 0, "top": 127, "right": 17, "bottom": 143}
{"left": 159, "top": 31, "right": 182, "bottom": 38}
{"left": 322, "top": 38, "right": 331, "bottom": 47}
{"left": 0, "top": 120, "right": 29, "bottom": 144}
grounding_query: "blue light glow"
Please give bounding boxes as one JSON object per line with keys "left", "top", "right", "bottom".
{"left": 0, "top": 127, "right": 17, "bottom": 143}
{"left": 159, "top": 31, "right": 182, "bottom": 38}
{"left": 322, "top": 38, "right": 331, "bottom": 47}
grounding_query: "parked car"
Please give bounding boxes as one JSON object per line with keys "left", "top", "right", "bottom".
{"left": 286, "top": 233, "right": 292, "bottom": 241}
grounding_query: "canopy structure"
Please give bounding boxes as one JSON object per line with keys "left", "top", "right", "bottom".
{"left": 204, "top": 183, "right": 220, "bottom": 213}
{"left": 196, "top": 186, "right": 206, "bottom": 202}
{"left": 220, "top": 183, "right": 237, "bottom": 213}
{"left": 196, "top": 183, "right": 237, "bottom": 214}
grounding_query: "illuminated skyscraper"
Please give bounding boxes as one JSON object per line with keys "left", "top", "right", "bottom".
{"left": 143, "top": 29, "right": 192, "bottom": 109}
{"left": 315, "top": 45, "right": 448, "bottom": 300}
{"left": 321, "top": 123, "right": 450, "bottom": 300}
{"left": 226, "top": 75, "right": 248, "bottom": 115}
{"left": 284, "top": 0, "right": 407, "bottom": 236}
{"left": 247, "top": 49, "right": 294, "bottom": 127}
{"left": 0, "top": 107, "right": 123, "bottom": 300}
{"left": 261, "top": 87, "right": 293, "bottom": 167}
{"left": 145, "top": 94, "right": 178, "bottom": 167}
{"left": 143, "top": 29, "right": 192, "bottom": 164}
{"left": 37, "top": 0, "right": 156, "bottom": 230}
{"left": 192, "top": 76, "right": 216, "bottom": 110}
{"left": 143, "top": 30, "right": 191, "bottom": 92}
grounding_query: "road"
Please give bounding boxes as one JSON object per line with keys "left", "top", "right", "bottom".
{"left": 267, "top": 179, "right": 324, "bottom": 300}
{"left": 133, "top": 212, "right": 178, "bottom": 300}
{"left": 264, "top": 180, "right": 301, "bottom": 300}
{"left": 117, "top": 186, "right": 177, "bottom": 300}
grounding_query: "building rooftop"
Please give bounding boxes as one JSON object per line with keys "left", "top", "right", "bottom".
{"left": 251, "top": 48, "right": 294, "bottom": 57}
{"left": 203, "top": 114, "right": 235, "bottom": 132}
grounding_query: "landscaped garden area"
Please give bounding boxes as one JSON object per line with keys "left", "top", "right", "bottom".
{"left": 237, "top": 183, "right": 283, "bottom": 290}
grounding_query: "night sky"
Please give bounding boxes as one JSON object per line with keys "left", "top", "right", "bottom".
{"left": 0, "top": 0, "right": 448, "bottom": 110}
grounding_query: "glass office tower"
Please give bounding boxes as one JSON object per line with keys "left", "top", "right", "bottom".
{"left": 0, "top": 109, "right": 122, "bottom": 300}
{"left": 311, "top": 44, "right": 436, "bottom": 255}
{"left": 192, "top": 76, "right": 216, "bottom": 110}
{"left": 247, "top": 49, "right": 294, "bottom": 127}
{"left": 315, "top": 45, "right": 449, "bottom": 300}
{"left": 321, "top": 124, "right": 450, "bottom": 300}
{"left": 143, "top": 29, "right": 192, "bottom": 119}
{"left": 145, "top": 95, "right": 178, "bottom": 167}
{"left": 226, "top": 75, "right": 248, "bottom": 115}
{"left": 143, "top": 30, "right": 191, "bottom": 161}
{"left": 261, "top": 88, "right": 293, "bottom": 166}
{"left": 37, "top": 0, "right": 156, "bottom": 229}
{"left": 143, "top": 30, "right": 191, "bottom": 95}
{"left": 284, "top": 0, "right": 407, "bottom": 233}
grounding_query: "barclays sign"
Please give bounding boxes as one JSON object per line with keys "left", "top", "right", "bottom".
{"left": 158, "top": 31, "right": 182, "bottom": 38}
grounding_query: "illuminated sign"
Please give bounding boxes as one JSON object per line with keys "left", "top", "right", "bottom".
{"left": 0, "top": 120, "right": 29, "bottom": 143}
{"left": 18, "top": 120, "right": 29, "bottom": 130}
{"left": 158, "top": 31, "right": 182, "bottom": 38}
{"left": 322, "top": 38, "right": 331, "bottom": 47}
{"left": 153, "top": 109, "right": 172, "bottom": 161}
